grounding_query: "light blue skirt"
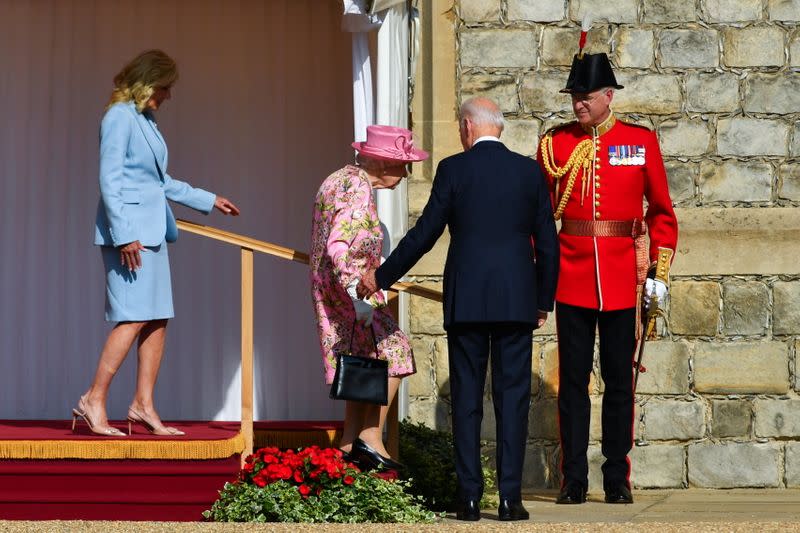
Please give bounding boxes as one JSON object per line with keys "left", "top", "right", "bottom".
{"left": 101, "top": 242, "right": 174, "bottom": 322}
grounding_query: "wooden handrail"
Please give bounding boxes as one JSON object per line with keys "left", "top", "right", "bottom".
{"left": 177, "top": 219, "right": 443, "bottom": 302}
{"left": 176, "top": 218, "right": 442, "bottom": 463}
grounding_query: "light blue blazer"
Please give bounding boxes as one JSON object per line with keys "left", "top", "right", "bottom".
{"left": 94, "top": 101, "right": 215, "bottom": 247}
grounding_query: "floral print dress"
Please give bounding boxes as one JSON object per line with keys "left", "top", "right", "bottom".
{"left": 310, "top": 165, "right": 415, "bottom": 385}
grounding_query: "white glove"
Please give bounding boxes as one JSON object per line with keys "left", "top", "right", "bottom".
{"left": 347, "top": 279, "right": 374, "bottom": 326}
{"left": 643, "top": 278, "right": 668, "bottom": 311}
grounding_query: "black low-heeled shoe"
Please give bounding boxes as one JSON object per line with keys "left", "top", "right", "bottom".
{"left": 351, "top": 438, "right": 404, "bottom": 470}
{"left": 338, "top": 448, "right": 354, "bottom": 463}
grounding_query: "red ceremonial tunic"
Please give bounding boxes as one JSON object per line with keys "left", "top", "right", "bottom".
{"left": 537, "top": 117, "right": 678, "bottom": 311}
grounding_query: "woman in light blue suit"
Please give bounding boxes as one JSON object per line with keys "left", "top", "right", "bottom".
{"left": 73, "top": 50, "right": 240, "bottom": 436}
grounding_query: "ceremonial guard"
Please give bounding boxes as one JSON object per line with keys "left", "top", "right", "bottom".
{"left": 537, "top": 28, "right": 678, "bottom": 505}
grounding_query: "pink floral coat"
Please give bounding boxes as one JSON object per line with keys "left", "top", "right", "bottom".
{"left": 310, "top": 165, "right": 415, "bottom": 385}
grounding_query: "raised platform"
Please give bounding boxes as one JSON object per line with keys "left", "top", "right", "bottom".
{"left": 0, "top": 419, "right": 342, "bottom": 521}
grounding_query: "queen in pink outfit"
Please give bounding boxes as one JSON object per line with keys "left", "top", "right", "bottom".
{"left": 310, "top": 125, "right": 428, "bottom": 469}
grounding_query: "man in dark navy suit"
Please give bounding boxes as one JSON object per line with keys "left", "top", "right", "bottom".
{"left": 358, "top": 97, "right": 559, "bottom": 521}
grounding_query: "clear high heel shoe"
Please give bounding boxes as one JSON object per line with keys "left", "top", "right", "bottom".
{"left": 127, "top": 407, "right": 185, "bottom": 436}
{"left": 71, "top": 396, "right": 125, "bottom": 437}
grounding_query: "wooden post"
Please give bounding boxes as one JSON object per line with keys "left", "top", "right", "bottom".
{"left": 241, "top": 248, "right": 255, "bottom": 464}
{"left": 386, "top": 291, "right": 400, "bottom": 458}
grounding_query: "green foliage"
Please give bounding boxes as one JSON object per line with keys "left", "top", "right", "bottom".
{"left": 203, "top": 446, "right": 438, "bottom": 523}
{"left": 399, "top": 420, "right": 497, "bottom": 512}
{"left": 204, "top": 475, "right": 438, "bottom": 523}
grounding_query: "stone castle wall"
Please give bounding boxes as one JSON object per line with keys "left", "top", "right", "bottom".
{"left": 406, "top": 0, "right": 800, "bottom": 489}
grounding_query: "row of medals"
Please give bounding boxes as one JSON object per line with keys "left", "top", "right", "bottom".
{"left": 608, "top": 145, "right": 646, "bottom": 166}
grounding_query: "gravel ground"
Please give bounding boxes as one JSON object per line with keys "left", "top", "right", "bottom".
{"left": 1, "top": 521, "right": 800, "bottom": 533}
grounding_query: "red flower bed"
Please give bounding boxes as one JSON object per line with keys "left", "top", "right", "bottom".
{"left": 240, "top": 446, "right": 361, "bottom": 498}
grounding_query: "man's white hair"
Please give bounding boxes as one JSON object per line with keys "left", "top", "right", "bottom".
{"left": 460, "top": 97, "right": 504, "bottom": 133}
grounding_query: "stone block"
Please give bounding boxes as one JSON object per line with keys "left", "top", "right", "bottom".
{"left": 672, "top": 207, "right": 800, "bottom": 277}
{"left": 407, "top": 231, "right": 447, "bottom": 276}
{"left": 722, "top": 281, "right": 769, "bottom": 335}
{"left": 530, "top": 398, "right": 559, "bottom": 440}
{"left": 788, "top": 442, "right": 800, "bottom": 487}
{"left": 569, "top": 0, "right": 638, "bottom": 23}
{"left": 508, "top": 0, "right": 565, "bottom": 22}
{"left": 688, "top": 442, "right": 781, "bottom": 488}
{"left": 541, "top": 342, "right": 560, "bottom": 397}
{"left": 586, "top": 444, "right": 604, "bottom": 491}
{"left": 665, "top": 161, "right": 696, "bottom": 203}
{"left": 703, "top": 0, "right": 763, "bottom": 22}
{"left": 588, "top": 396, "right": 604, "bottom": 441}
{"left": 694, "top": 341, "right": 789, "bottom": 394}
{"left": 699, "top": 160, "right": 772, "bottom": 203}
{"left": 635, "top": 340, "right": 691, "bottom": 395}
{"left": 612, "top": 73, "right": 682, "bottom": 115}
{"left": 744, "top": 73, "right": 800, "bottom": 115}
{"left": 461, "top": 29, "right": 538, "bottom": 68}
{"left": 717, "top": 118, "right": 790, "bottom": 157}
{"left": 407, "top": 180, "right": 432, "bottom": 219}
{"left": 631, "top": 444, "right": 686, "bottom": 488}
{"left": 754, "top": 399, "right": 800, "bottom": 438}
{"left": 796, "top": 339, "right": 800, "bottom": 392}
{"left": 793, "top": 122, "right": 800, "bottom": 157}
{"left": 643, "top": 399, "right": 706, "bottom": 440}
{"left": 792, "top": 34, "right": 800, "bottom": 67}
{"left": 433, "top": 337, "right": 451, "bottom": 397}
{"left": 460, "top": 0, "right": 500, "bottom": 22}
{"left": 409, "top": 294, "right": 444, "bottom": 335}
{"left": 780, "top": 164, "right": 800, "bottom": 201}
{"left": 408, "top": 336, "right": 436, "bottom": 397}
{"left": 502, "top": 119, "right": 541, "bottom": 157}
{"left": 723, "top": 27, "right": 785, "bottom": 67}
{"left": 614, "top": 28, "right": 655, "bottom": 68}
{"left": 685, "top": 72, "right": 740, "bottom": 113}
{"left": 521, "top": 445, "right": 551, "bottom": 489}
{"left": 644, "top": 0, "right": 697, "bottom": 22}
{"left": 407, "top": 397, "right": 451, "bottom": 432}
{"left": 769, "top": 0, "right": 800, "bottom": 21}
{"left": 711, "top": 399, "right": 752, "bottom": 438}
{"left": 659, "top": 120, "right": 711, "bottom": 157}
{"left": 658, "top": 29, "right": 718, "bottom": 68}
{"left": 541, "top": 27, "right": 611, "bottom": 67}
{"left": 460, "top": 74, "right": 519, "bottom": 114}
{"left": 520, "top": 72, "right": 572, "bottom": 114}
{"left": 774, "top": 281, "right": 800, "bottom": 335}
{"left": 669, "top": 281, "right": 720, "bottom": 336}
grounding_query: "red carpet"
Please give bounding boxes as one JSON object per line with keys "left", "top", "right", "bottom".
{"left": 0, "top": 420, "right": 343, "bottom": 521}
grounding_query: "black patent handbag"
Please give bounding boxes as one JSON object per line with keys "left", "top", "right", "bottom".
{"left": 329, "top": 322, "right": 388, "bottom": 405}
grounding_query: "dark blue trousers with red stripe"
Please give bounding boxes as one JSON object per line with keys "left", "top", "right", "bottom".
{"left": 556, "top": 302, "right": 637, "bottom": 491}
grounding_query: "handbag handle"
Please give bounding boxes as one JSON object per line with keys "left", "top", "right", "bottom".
{"left": 349, "top": 319, "right": 378, "bottom": 354}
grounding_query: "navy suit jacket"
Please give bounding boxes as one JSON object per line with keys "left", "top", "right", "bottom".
{"left": 375, "top": 140, "right": 559, "bottom": 329}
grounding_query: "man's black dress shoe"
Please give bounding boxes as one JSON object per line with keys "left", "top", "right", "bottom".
{"left": 604, "top": 484, "right": 633, "bottom": 504}
{"left": 497, "top": 499, "right": 529, "bottom": 521}
{"left": 455, "top": 499, "right": 480, "bottom": 521}
{"left": 555, "top": 484, "right": 587, "bottom": 504}
{"left": 351, "top": 438, "right": 404, "bottom": 471}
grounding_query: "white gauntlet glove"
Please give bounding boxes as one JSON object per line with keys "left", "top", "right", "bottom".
{"left": 347, "top": 279, "right": 374, "bottom": 326}
{"left": 643, "top": 278, "right": 668, "bottom": 311}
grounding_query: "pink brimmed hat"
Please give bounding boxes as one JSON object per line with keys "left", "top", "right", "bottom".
{"left": 352, "top": 125, "right": 428, "bottom": 163}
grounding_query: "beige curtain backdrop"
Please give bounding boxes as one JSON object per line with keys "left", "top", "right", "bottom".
{"left": 0, "top": 0, "right": 353, "bottom": 421}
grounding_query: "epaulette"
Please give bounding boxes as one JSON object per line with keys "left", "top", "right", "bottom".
{"left": 544, "top": 121, "right": 577, "bottom": 136}
{"left": 619, "top": 119, "right": 653, "bottom": 132}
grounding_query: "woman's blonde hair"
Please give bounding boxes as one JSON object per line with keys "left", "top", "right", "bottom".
{"left": 107, "top": 50, "right": 178, "bottom": 113}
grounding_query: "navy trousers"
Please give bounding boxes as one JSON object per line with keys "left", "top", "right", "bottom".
{"left": 447, "top": 322, "right": 534, "bottom": 501}
{"left": 556, "top": 302, "right": 637, "bottom": 490}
